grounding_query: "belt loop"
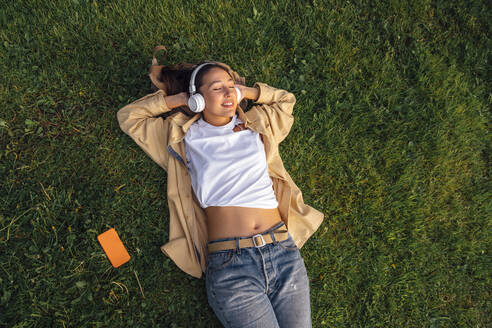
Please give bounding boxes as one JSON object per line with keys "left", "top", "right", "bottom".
{"left": 269, "top": 230, "right": 277, "bottom": 244}
{"left": 236, "top": 238, "right": 241, "bottom": 255}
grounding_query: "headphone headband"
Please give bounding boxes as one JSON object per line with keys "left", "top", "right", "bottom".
{"left": 189, "top": 62, "right": 216, "bottom": 95}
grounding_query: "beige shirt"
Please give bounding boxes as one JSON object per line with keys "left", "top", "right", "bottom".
{"left": 117, "top": 81, "right": 325, "bottom": 279}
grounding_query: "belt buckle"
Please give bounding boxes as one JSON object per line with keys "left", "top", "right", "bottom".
{"left": 252, "top": 234, "right": 266, "bottom": 248}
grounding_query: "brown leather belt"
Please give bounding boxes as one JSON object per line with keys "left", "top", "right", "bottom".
{"left": 208, "top": 226, "right": 289, "bottom": 253}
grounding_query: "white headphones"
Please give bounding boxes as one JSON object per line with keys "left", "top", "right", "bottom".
{"left": 188, "top": 62, "right": 242, "bottom": 113}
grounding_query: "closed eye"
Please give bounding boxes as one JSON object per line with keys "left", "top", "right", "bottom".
{"left": 213, "top": 86, "right": 235, "bottom": 90}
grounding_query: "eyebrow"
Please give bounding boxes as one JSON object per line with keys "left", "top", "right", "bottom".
{"left": 208, "top": 78, "right": 233, "bottom": 88}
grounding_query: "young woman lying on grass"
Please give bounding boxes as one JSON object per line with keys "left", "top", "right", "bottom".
{"left": 117, "top": 48, "right": 324, "bottom": 327}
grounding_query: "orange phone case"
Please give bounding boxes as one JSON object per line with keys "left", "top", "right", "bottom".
{"left": 97, "top": 228, "right": 131, "bottom": 268}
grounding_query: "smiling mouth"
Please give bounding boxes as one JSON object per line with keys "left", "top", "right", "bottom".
{"left": 222, "top": 102, "right": 234, "bottom": 108}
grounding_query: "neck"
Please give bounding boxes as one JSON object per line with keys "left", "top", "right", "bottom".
{"left": 202, "top": 113, "right": 234, "bottom": 126}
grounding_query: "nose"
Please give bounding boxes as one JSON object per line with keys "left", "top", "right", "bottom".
{"left": 224, "top": 86, "right": 233, "bottom": 98}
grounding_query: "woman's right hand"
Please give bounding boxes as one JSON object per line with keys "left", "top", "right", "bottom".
{"left": 179, "top": 92, "right": 189, "bottom": 107}
{"left": 164, "top": 92, "right": 189, "bottom": 109}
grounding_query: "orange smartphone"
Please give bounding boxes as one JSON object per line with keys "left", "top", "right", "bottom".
{"left": 97, "top": 228, "right": 131, "bottom": 268}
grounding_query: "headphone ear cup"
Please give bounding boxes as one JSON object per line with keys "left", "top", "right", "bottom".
{"left": 188, "top": 93, "right": 205, "bottom": 113}
{"left": 234, "top": 86, "right": 242, "bottom": 103}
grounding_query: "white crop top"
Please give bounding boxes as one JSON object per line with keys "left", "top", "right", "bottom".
{"left": 184, "top": 114, "right": 279, "bottom": 209}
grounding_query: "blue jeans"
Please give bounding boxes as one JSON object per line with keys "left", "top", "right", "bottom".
{"left": 205, "top": 221, "right": 312, "bottom": 328}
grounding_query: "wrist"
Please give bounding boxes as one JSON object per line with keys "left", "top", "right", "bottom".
{"left": 180, "top": 92, "right": 189, "bottom": 107}
{"left": 243, "top": 86, "right": 260, "bottom": 102}
{"left": 164, "top": 92, "right": 189, "bottom": 109}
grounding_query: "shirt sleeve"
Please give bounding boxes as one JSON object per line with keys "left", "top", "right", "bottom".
{"left": 116, "top": 89, "right": 172, "bottom": 172}
{"left": 251, "top": 82, "right": 296, "bottom": 144}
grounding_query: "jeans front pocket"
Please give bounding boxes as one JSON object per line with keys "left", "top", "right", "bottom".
{"left": 278, "top": 233, "right": 298, "bottom": 251}
{"left": 206, "top": 249, "right": 236, "bottom": 275}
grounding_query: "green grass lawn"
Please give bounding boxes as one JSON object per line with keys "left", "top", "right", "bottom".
{"left": 1, "top": 0, "right": 490, "bottom": 327}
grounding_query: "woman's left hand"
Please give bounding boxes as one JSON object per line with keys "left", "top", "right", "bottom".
{"left": 234, "top": 84, "right": 245, "bottom": 102}
{"left": 234, "top": 84, "right": 259, "bottom": 102}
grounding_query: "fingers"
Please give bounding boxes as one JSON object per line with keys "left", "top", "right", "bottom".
{"left": 234, "top": 86, "right": 242, "bottom": 102}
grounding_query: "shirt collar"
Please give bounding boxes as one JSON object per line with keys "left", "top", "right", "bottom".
{"left": 170, "top": 105, "right": 255, "bottom": 144}
{"left": 181, "top": 106, "right": 252, "bottom": 133}
{"left": 197, "top": 114, "right": 238, "bottom": 129}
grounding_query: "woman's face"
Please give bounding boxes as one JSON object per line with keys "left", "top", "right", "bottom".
{"left": 198, "top": 67, "right": 238, "bottom": 126}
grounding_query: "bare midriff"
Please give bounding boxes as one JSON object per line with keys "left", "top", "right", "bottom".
{"left": 205, "top": 206, "right": 283, "bottom": 242}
